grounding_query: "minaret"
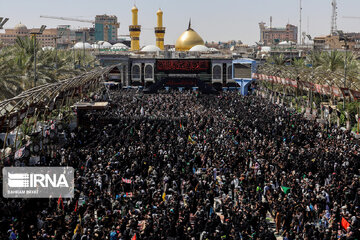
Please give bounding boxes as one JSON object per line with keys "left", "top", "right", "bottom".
{"left": 154, "top": 9, "right": 165, "bottom": 50}
{"left": 129, "top": 5, "right": 141, "bottom": 51}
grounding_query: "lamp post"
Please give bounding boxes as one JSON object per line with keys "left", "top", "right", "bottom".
{"left": 72, "top": 40, "right": 76, "bottom": 69}
{"left": 83, "top": 32, "right": 86, "bottom": 69}
{"left": 30, "top": 25, "right": 46, "bottom": 87}
{"left": 337, "top": 31, "right": 350, "bottom": 109}
{"left": 0, "top": 17, "right": 9, "bottom": 29}
{"left": 344, "top": 39, "right": 348, "bottom": 109}
{"left": 357, "top": 105, "right": 360, "bottom": 134}
{"left": 52, "top": 31, "right": 63, "bottom": 70}
{"left": 309, "top": 58, "right": 314, "bottom": 108}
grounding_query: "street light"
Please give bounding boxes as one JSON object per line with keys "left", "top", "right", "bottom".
{"left": 82, "top": 31, "right": 86, "bottom": 69}
{"left": 30, "top": 25, "right": 46, "bottom": 87}
{"left": 52, "top": 31, "right": 64, "bottom": 69}
{"left": 337, "top": 31, "right": 350, "bottom": 109}
{"left": 72, "top": 40, "right": 76, "bottom": 69}
{"left": 0, "top": 17, "right": 9, "bottom": 29}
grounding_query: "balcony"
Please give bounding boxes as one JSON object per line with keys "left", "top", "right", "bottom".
{"left": 129, "top": 25, "right": 141, "bottom": 31}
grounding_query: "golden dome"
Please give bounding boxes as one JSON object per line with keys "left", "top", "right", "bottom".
{"left": 175, "top": 21, "right": 204, "bottom": 51}
{"left": 157, "top": 8, "right": 163, "bottom": 14}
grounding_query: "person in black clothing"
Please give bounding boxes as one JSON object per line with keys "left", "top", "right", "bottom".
{"left": 1, "top": 90, "right": 359, "bottom": 240}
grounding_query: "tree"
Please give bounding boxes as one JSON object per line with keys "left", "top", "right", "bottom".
{"left": 0, "top": 46, "right": 24, "bottom": 99}
{"left": 0, "top": 36, "right": 96, "bottom": 100}
{"left": 319, "top": 51, "right": 343, "bottom": 73}
{"left": 343, "top": 52, "right": 360, "bottom": 90}
{"left": 306, "top": 51, "right": 322, "bottom": 68}
{"left": 267, "top": 54, "right": 286, "bottom": 66}
{"left": 292, "top": 58, "right": 306, "bottom": 68}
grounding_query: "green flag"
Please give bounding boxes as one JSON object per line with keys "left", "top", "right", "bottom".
{"left": 281, "top": 186, "right": 291, "bottom": 194}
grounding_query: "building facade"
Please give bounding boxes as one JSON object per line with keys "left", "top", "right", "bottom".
{"left": 95, "top": 15, "right": 119, "bottom": 43}
{"left": 313, "top": 35, "right": 356, "bottom": 50}
{"left": 0, "top": 23, "right": 58, "bottom": 47}
{"left": 96, "top": 51, "right": 241, "bottom": 92}
{"left": 75, "top": 28, "right": 95, "bottom": 43}
{"left": 0, "top": 23, "right": 97, "bottom": 49}
{"left": 259, "top": 22, "right": 298, "bottom": 46}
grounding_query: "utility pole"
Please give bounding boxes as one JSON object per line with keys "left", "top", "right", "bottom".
{"left": 34, "top": 36, "right": 37, "bottom": 87}
{"left": 338, "top": 31, "right": 349, "bottom": 109}
{"left": 30, "top": 25, "right": 46, "bottom": 87}
{"left": 344, "top": 38, "right": 348, "bottom": 109}
{"left": 299, "top": 0, "right": 302, "bottom": 45}
{"left": 83, "top": 31, "right": 86, "bottom": 68}
{"left": 331, "top": 0, "right": 337, "bottom": 35}
{"left": 72, "top": 40, "right": 76, "bottom": 69}
{"left": 52, "top": 31, "right": 63, "bottom": 70}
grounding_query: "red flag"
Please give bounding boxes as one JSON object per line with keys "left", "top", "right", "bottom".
{"left": 132, "top": 233, "right": 136, "bottom": 240}
{"left": 57, "top": 195, "right": 64, "bottom": 210}
{"left": 341, "top": 217, "right": 350, "bottom": 231}
{"left": 74, "top": 200, "right": 78, "bottom": 212}
{"left": 122, "top": 178, "right": 132, "bottom": 184}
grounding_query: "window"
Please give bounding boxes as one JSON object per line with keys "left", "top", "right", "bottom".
{"left": 212, "top": 65, "right": 222, "bottom": 80}
{"left": 132, "top": 65, "right": 141, "bottom": 79}
{"left": 145, "top": 65, "right": 153, "bottom": 79}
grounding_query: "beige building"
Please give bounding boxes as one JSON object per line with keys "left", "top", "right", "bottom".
{"left": 313, "top": 35, "right": 356, "bottom": 50}
{"left": 0, "top": 23, "right": 58, "bottom": 47}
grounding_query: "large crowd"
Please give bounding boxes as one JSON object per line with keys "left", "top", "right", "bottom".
{"left": 1, "top": 89, "right": 359, "bottom": 240}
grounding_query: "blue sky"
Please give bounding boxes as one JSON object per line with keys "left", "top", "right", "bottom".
{"left": 1, "top": 0, "right": 360, "bottom": 46}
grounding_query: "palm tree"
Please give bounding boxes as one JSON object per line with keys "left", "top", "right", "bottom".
{"left": 319, "top": 51, "right": 343, "bottom": 73}
{"left": 292, "top": 58, "right": 306, "bottom": 68}
{"left": 0, "top": 36, "right": 96, "bottom": 101}
{"left": 308, "top": 51, "right": 343, "bottom": 88}
{"left": 0, "top": 46, "right": 24, "bottom": 100}
{"left": 306, "top": 51, "right": 322, "bottom": 68}
{"left": 343, "top": 52, "right": 360, "bottom": 90}
{"left": 14, "top": 36, "right": 39, "bottom": 77}
{"left": 267, "top": 54, "right": 286, "bottom": 66}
